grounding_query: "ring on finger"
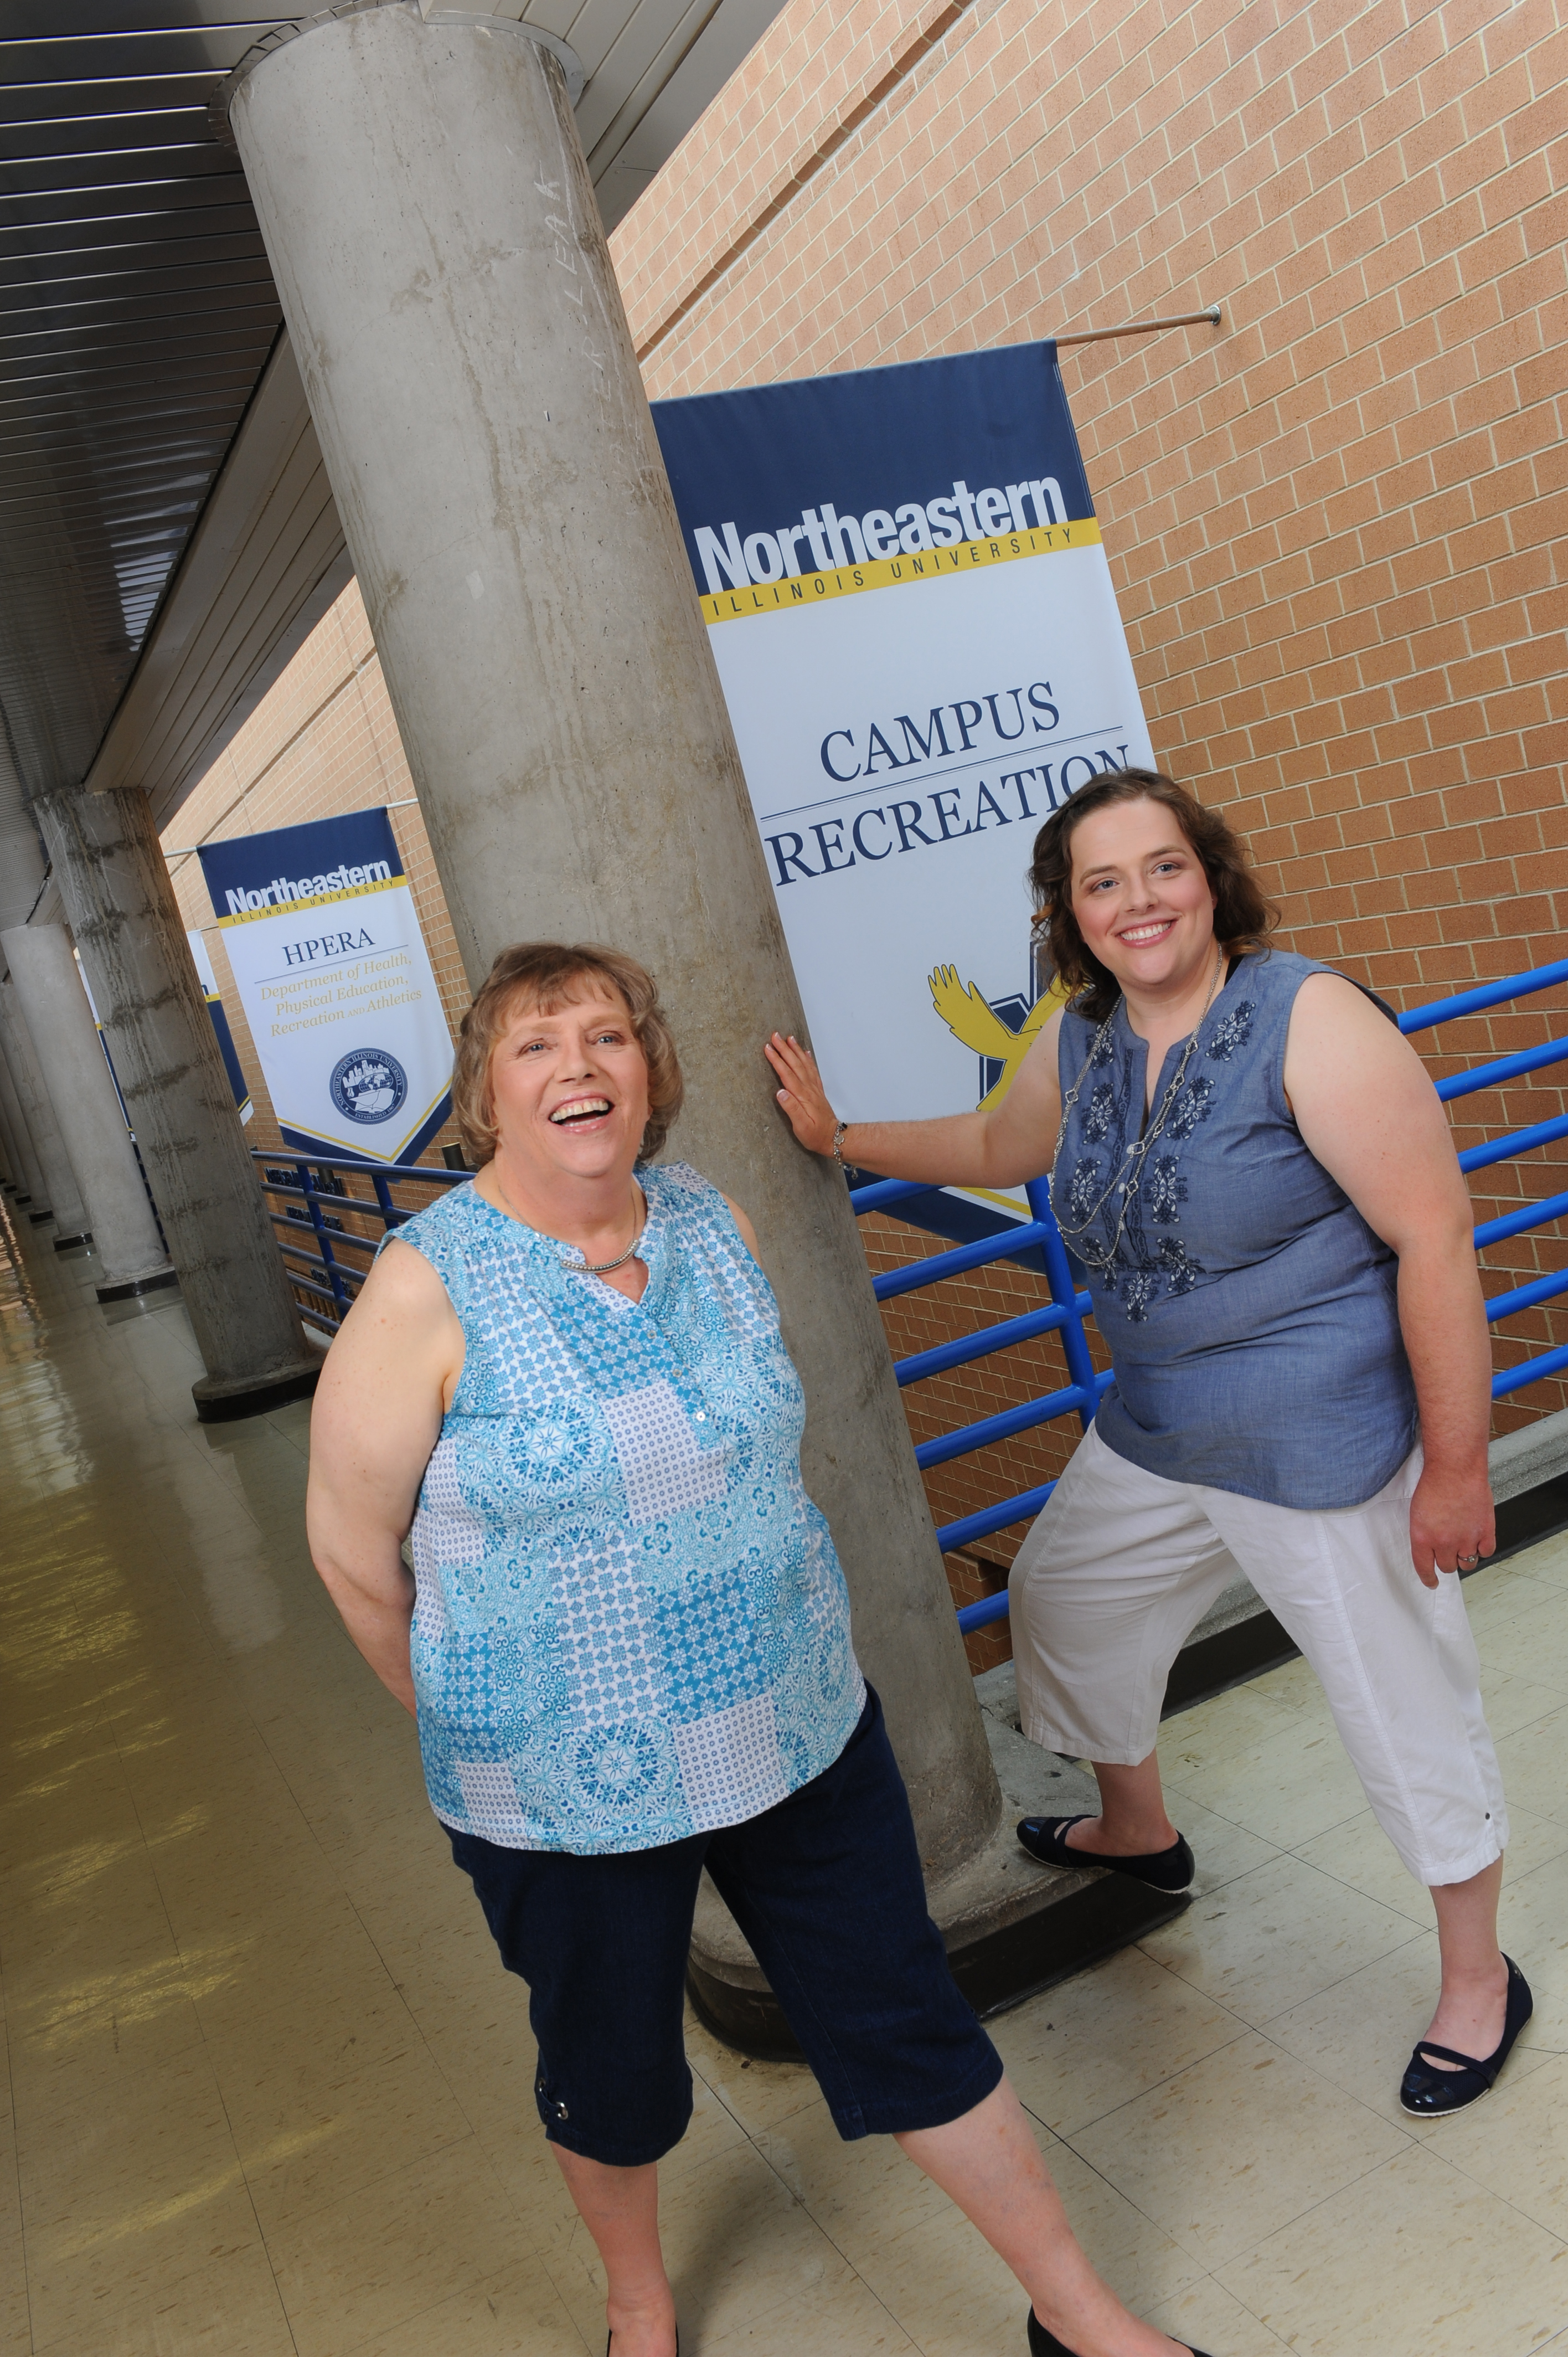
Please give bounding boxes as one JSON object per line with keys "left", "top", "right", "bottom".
{"left": 1456, "top": 1551, "right": 1481, "bottom": 1569}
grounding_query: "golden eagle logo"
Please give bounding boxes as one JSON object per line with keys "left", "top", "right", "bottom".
{"left": 928, "top": 965, "right": 1067, "bottom": 1110}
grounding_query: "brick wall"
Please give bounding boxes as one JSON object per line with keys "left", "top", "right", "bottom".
{"left": 608, "top": 0, "right": 1566, "bottom": 1655}
{"left": 158, "top": 0, "right": 1565, "bottom": 1648}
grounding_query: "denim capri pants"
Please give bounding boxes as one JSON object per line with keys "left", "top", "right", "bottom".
{"left": 446, "top": 1688, "right": 1004, "bottom": 2167}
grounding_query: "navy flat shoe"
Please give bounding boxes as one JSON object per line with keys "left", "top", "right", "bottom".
{"left": 1017, "top": 1814, "right": 1195, "bottom": 1893}
{"left": 1399, "top": 1955, "right": 1533, "bottom": 2118}
{"left": 1028, "top": 2310, "right": 1211, "bottom": 2356}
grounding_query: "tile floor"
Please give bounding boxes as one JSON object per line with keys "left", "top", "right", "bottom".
{"left": 2, "top": 1201, "right": 1566, "bottom": 2357}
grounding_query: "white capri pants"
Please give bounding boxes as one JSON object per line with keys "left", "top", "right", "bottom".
{"left": 1009, "top": 1424, "right": 1507, "bottom": 1887}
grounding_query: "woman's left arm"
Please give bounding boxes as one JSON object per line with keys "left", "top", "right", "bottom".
{"left": 1283, "top": 972, "right": 1494, "bottom": 1586}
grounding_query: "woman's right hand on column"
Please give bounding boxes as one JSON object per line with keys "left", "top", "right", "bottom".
{"left": 765, "top": 1032, "right": 839, "bottom": 1156}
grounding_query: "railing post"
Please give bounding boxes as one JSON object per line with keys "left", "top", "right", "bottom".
{"left": 297, "top": 1158, "right": 349, "bottom": 1316}
{"left": 1025, "top": 1175, "right": 1100, "bottom": 1429}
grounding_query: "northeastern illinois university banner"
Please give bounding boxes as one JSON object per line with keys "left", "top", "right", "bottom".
{"left": 653, "top": 342, "right": 1153, "bottom": 1226}
{"left": 198, "top": 809, "right": 454, "bottom": 1165}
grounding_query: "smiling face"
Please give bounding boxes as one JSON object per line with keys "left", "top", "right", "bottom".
{"left": 485, "top": 985, "right": 652, "bottom": 1196}
{"left": 1067, "top": 795, "right": 1219, "bottom": 999}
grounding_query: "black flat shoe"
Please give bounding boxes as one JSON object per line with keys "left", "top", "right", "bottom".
{"left": 1017, "top": 1815, "right": 1195, "bottom": 1893}
{"left": 1027, "top": 2309, "right": 1212, "bottom": 2356}
{"left": 1399, "top": 1955, "right": 1533, "bottom": 2118}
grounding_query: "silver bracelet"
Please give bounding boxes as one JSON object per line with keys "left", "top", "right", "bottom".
{"left": 831, "top": 1120, "right": 849, "bottom": 1169}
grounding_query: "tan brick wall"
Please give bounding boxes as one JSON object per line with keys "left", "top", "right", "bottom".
{"left": 158, "top": 2, "right": 1565, "bottom": 1635}
{"left": 607, "top": 0, "right": 1567, "bottom": 1651}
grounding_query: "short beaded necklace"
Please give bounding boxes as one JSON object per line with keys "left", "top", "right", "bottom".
{"left": 1049, "top": 951, "right": 1226, "bottom": 1277}
{"left": 490, "top": 1170, "right": 647, "bottom": 1275}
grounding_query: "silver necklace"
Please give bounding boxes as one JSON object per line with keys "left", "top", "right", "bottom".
{"left": 491, "top": 1172, "right": 646, "bottom": 1274}
{"left": 1050, "top": 954, "right": 1226, "bottom": 1276}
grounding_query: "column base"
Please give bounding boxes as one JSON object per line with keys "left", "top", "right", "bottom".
{"left": 686, "top": 1714, "right": 1187, "bottom": 2060}
{"left": 192, "top": 1359, "right": 323, "bottom": 1422}
{"left": 97, "top": 1267, "right": 179, "bottom": 1305}
{"left": 53, "top": 1230, "right": 93, "bottom": 1253}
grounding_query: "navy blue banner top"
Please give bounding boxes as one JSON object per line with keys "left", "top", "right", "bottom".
{"left": 652, "top": 341, "right": 1093, "bottom": 599}
{"left": 199, "top": 807, "right": 403, "bottom": 922}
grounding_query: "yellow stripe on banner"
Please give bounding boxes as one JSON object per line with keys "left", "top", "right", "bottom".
{"left": 699, "top": 518, "right": 1102, "bottom": 625}
{"left": 216, "top": 874, "right": 405, "bottom": 927}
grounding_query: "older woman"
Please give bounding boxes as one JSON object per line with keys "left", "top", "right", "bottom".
{"left": 769, "top": 768, "right": 1530, "bottom": 2121}
{"left": 307, "top": 940, "right": 1211, "bottom": 2357}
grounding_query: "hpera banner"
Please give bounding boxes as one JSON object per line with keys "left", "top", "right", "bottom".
{"left": 652, "top": 342, "right": 1153, "bottom": 1224}
{"left": 187, "top": 929, "right": 253, "bottom": 1123}
{"left": 198, "top": 809, "right": 454, "bottom": 1165}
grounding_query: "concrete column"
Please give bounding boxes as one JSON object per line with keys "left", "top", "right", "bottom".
{"left": 35, "top": 787, "right": 321, "bottom": 1418}
{"left": 0, "top": 1028, "right": 44, "bottom": 1210}
{"left": 0, "top": 979, "right": 89, "bottom": 1244}
{"left": 2, "top": 924, "right": 176, "bottom": 1301}
{"left": 221, "top": 1, "right": 998, "bottom": 1883}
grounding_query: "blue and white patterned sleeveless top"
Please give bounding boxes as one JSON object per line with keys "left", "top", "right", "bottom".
{"left": 1053, "top": 948, "right": 1418, "bottom": 1509}
{"left": 386, "top": 1162, "right": 864, "bottom": 1854}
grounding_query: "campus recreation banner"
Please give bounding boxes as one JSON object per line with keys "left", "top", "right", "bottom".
{"left": 186, "top": 929, "right": 253, "bottom": 1124}
{"left": 197, "top": 808, "right": 453, "bottom": 1165}
{"left": 652, "top": 341, "right": 1154, "bottom": 1223}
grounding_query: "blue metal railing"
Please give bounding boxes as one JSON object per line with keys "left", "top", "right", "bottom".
{"left": 257, "top": 1151, "right": 465, "bottom": 1320}
{"left": 255, "top": 955, "right": 1568, "bottom": 1640}
{"left": 853, "top": 953, "right": 1568, "bottom": 1633}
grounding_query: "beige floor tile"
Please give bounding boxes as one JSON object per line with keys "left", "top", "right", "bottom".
{"left": 1476, "top": 1592, "right": 1568, "bottom": 1699}
{"left": 1457, "top": 1557, "right": 1565, "bottom": 1632}
{"left": 1137, "top": 1851, "right": 1422, "bottom": 2026}
{"left": 1144, "top": 2271, "right": 1295, "bottom": 2356}
{"left": 991, "top": 1946, "right": 1249, "bottom": 2135}
{"left": 266, "top": 2132, "right": 526, "bottom": 2357}
{"left": 1496, "top": 1847, "right": 1568, "bottom": 2050}
{"left": 1071, "top": 2028, "right": 1410, "bottom": 2272}
{"left": 1157, "top": 1678, "right": 1314, "bottom": 1774}
{"left": 1431, "top": 2050, "right": 1568, "bottom": 2238}
{"left": 0, "top": 2286, "right": 31, "bottom": 2357}
{"left": 1215, "top": 2140, "right": 1568, "bottom": 2356}
{"left": 24, "top": 2177, "right": 274, "bottom": 2355}
{"left": 1159, "top": 1794, "right": 1282, "bottom": 1897}
{"left": 1478, "top": 1660, "right": 1568, "bottom": 1741}
{"left": 337, "top": 2250, "right": 593, "bottom": 2357}
{"left": 14, "top": 2045, "right": 240, "bottom": 2246}
{"left": 546, "top": 2136, "right": 878, "bottom": 2354}
{"left": 1164, "top": 1715, "right": 1371, "bottom": 1852}
{"left": 1289, "top": 1797, "right": 1568, "bottom": 1929}
{"left": 682, "top": 2013, "right": 825, "bottom": 2140}
{"left": 29, "top": 2234, "right": 295, "bottom": 2357}
{"left": 223, "top": 2026, "right": 478, "bottom": 2235}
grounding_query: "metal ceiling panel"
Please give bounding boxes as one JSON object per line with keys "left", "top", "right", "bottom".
{"left": 0, "top": 0, "right": 781, "bottom": 838}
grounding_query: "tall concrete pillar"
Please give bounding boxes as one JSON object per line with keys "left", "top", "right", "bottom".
{"left": 0, "top": 981, "right": 89, "bottom": 1244}
{"left": 0, "top": 1028, "right": 44, "bottom": 1210}
{"left": 2, "top": 925, "right": 176, "bottom": 1302}
{"left": 35, "top": 787, "right": 321, "bottom": 1418}
{"left": 0, "top": 980, "right": 90, "bottom": 1244}
{"left": 218, "top": 4, "right": 999, "bottom": 1880}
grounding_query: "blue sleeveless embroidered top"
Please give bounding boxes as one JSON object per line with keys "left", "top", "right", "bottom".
{"left": 388, "top": 1162, "right": 864, "bottom": 1853}
{"left": 1053, "top": 948, "right": 1418, "bottom": 1509}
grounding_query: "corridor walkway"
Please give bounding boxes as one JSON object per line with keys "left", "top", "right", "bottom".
{"left": 1, "top": 1198, "right": 1566, "bottom": 2357}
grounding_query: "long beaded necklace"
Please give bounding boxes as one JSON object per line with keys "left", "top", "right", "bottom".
{"left": 490, "top": 1169, "right": 647, "bottom": 1274}
{"left": 1049, "top": 953, "right": 1226, "bottom": 1277}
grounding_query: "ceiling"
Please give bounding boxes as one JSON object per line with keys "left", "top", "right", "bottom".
{"left": 0, "top": 0, "right": 785, "bottom": 835}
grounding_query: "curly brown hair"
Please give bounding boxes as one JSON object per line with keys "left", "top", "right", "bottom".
{"left": 1027, "top": 768, "right": 1276, "bottom": 1020}
{"left": 450, "top": 942, "right": 684, "bottom": 1169}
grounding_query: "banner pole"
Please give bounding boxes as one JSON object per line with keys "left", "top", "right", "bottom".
{"left": 1056, "top": 305, "right": 1223, "bottom": 345}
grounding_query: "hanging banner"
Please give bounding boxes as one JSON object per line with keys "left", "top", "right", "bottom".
{"left": 652, "top": 341, "right": 1154, "bottom": 1224}
{"left": 198, "top": 808, "right": 453, "bottom": 1165}
{"left": 186, "top": 929, "right": 253, "bottom": 1124}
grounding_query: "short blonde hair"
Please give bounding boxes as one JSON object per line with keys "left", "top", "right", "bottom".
{"left": 451, "top": 942, "right": 684, "bottom": 1169}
